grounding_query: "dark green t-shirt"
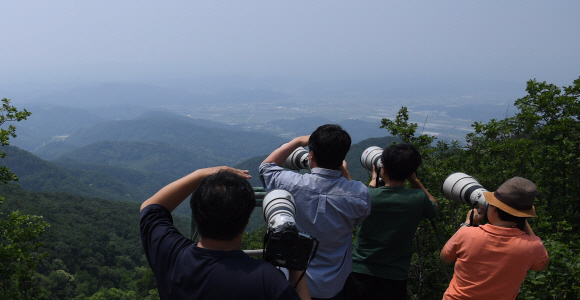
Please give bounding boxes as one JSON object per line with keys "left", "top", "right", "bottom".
{"left": 352, "top": 186, "right": 437, "bottom": 280}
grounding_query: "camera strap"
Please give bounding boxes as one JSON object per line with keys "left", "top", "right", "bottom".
{"left": 428, "top": 219, "right": 451, "bottom": 282}
{"left": 469, "top": 203, "right": 479, "bottom": 227}
{"left": 262, "top": 229, "right": 269, "bottom": 262}
{"left": 293, "top": 238, "right": 319, "bottom": 289}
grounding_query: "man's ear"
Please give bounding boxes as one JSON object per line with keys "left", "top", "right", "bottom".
{"left": 308, "top": 151, "right": 317, "bottom": 168}
{"left": 380, "top": 167, "right": 389, "bottom": 182}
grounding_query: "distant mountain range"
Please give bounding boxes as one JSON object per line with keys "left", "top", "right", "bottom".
{"left": 7, "top": 104, "right": 394, "bottom": 162}
{"left": 26, "top": 82, "right": 289, "bottom": 108}
{"left": 16, "top": 110, "right": 287, "bottom": 167}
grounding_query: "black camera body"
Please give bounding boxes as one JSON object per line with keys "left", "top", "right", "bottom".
{"left": 263, "top": 222, "right": 317, "bottom": 271}
{"left": 262, "top": 189, "right": 318, "bottom": 271}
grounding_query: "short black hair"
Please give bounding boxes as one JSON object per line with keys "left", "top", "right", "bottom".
{"left": 382, "top": 143, "right": 421, "bottom": 182}
{"left": 190, "top": 170, "right": 256, "bottom": 241}
{"left": 308, "top": 124, "right": 351, "bottom": 170}
{"left": 496, "top": 206, "right": 526, "bottom": 230}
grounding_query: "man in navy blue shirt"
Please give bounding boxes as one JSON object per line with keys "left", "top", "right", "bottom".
{"left": 140, "top": 166, "right": 308, "bottom": 299}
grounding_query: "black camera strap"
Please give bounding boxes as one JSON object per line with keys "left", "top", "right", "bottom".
{"left": 428, "top": 219, "right": 451, "bottom": 283}
{"left": 293, "top": 238, "right": 319, "bottom": 289}
{"left": 294, "top": 272, "right": 306, "bottom": 289}
{"left": 262, "top": 229, "right": 270, "bottom": 261}
{"left": 469, "top": 203, "right": 479, "bottom": 227}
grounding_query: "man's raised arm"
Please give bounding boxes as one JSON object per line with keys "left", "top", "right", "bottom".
{"left": 140, "top": 166, "right": 251, "bottom": 213}
{"left": 408, "top": 172, "right": 437, "bottom": 208}
{"left": 262, "top": 135, "right": 310, "bottom": 166}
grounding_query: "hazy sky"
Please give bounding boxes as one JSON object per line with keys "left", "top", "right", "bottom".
{"left": 1, "top": 1, "right": 579, "bottom": 89}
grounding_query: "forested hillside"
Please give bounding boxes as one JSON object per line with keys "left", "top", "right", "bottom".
{"left": 0, "top": 146, "right": 168, "bottom": 203}
{"left": 35, "top": 113, "right": 288, "bottom": 164}
{"left": 56, "top": 140, "right": 224, "bottom": 178}
{"left": 8, "top": 105, "right": 104, "bottom": 152}
{"left": 0, "top": 182, "right": 187, "bottom": 299}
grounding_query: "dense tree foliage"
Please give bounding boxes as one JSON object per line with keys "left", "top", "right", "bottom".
{"left": 0, "top": 210, "right": 49, "bottom": 299}
{"left": 0, "top": 183, "right": 189, "bottom": 299}
{"left": 0, "top": 99, "right": 31, "bottom": 184}
{"left": 0, "top": 98, "right": 45, "bottom": 300}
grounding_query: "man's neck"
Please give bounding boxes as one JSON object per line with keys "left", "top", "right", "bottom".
{"left": 490, "top": 220, "right": 518, "bottom": 228}
{"left": 382, "top": 175, "right": 405, "bottom": 187}
{"left": 197, "top": 235, "right": 242, "bottom": 251}
{"left": 488, "top": 211, "right": 518, "bottom": 228}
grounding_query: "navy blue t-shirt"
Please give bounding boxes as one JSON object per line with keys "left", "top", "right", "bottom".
{"left": 140, "top": 204, "right": 301, "bottom": 300}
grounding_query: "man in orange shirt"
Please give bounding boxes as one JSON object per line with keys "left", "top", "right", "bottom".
{"left": 440, "top": 177, "right": 550, "bottom": 300}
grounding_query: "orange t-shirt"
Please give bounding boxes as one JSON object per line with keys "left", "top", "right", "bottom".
{"left": 442, "top": 224, "right": 549, "bottom": 300}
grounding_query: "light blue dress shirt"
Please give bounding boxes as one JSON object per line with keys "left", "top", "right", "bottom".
{"left": 260, "top": 162, "right": 371, "bottom": 299}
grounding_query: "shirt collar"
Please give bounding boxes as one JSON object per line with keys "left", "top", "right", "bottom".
{"left": 480, "top": 224, "right": 525, "bottom": 237}
{"left": 310, "top": 167, "right": 342, "bottom": 178}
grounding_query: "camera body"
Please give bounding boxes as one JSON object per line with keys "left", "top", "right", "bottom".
{"left": 263, "top": 222, "right": 316, "bottom": 271}
{"left": 282, "top": 146, "right": 310, "bottom": 170}
{"left": 441, "top": 172, "right": 489, "bottom": 209}
{"left": 262, "top": 189, "right": 318, "bottom": 271}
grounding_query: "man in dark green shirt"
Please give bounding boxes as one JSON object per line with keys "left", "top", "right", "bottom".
{"left": 345, "top": 144, "right": 438, "bottom": 300}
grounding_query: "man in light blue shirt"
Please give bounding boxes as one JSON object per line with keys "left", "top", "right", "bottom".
{"left": 260, "top": 124, "right": 371, "bottom": 300}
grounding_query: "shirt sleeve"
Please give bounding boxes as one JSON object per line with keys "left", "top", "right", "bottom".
{"left": 140, "top": 204, "right": 193, "bottom": 273}
{"left": 259, "top": 162, "right": 285, "bottom": 191}
{"left": 443, "top": 227, "right": 467, "bottom": 262}
{"left": 354, "top": 187, "right": 372, "bottom": 226}
{"left": 423, "top": 193, "right": 438, "bottom": 219}
{"left": 529, "top": 238, "right": 550, "bottom": 271}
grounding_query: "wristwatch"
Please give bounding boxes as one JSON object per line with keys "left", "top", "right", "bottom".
{"left": 459, "top": 223, "right": 471, "bottom": 227}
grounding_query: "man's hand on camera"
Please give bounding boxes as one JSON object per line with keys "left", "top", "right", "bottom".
{"left": 465, "top": 208, "right": 485, "bottom": 225}
{"left": 369, "top": 165, "right": 378, "bottom": 187}
{"left": 407, "top": 172, "right": 419, "bottom": 184}
{"left": 408, "top": 172, "right": 438, "bottom": 207}
{"left": 339, "top": 160, "right": 351, "bottom": 180}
